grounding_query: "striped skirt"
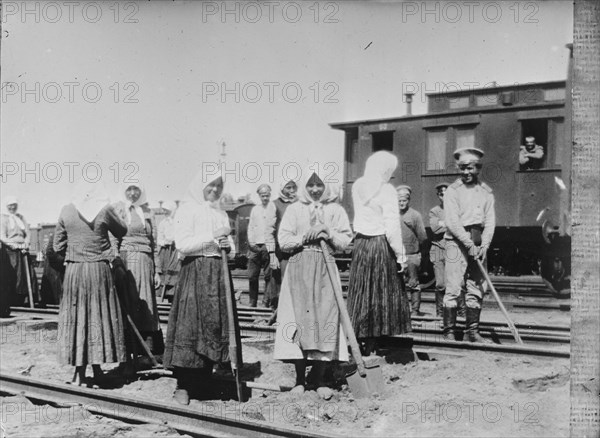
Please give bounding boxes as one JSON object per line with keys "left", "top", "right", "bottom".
{"left": 163, "top": 256, "right": 230, "bottom": 369}
{"left": 57, "top": 261, "right": 127, "bottom": 366}
{"left": 347, "top": 234, "right": 412, "bottom": 339}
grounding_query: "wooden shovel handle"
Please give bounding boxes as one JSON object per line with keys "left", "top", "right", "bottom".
{"left": 475, "top": 259, "right": 523, "bottom": 344}
{"left": 319, "top": 240, "right": 367, "bottom": 377}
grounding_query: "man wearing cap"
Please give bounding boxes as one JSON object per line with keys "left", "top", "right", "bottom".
{"left": 247, "top": 184, "right": 278, "bottom": 308}
{"left": 397, "top": 185, "right": 427, "bottom": 316}
{"left": 443, "top": 148, "right": 495, "bottom": 342}
{"left": 519, "top": 136, "right": 545, "bottom": 170}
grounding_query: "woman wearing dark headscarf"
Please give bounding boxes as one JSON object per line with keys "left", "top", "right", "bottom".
{"left": 346, "top": 151, "right": 412, "bottom": 355}
{"left": 115, "top": 183, "right": 162, "bottom": 356}
{"left": 55, "top": 181, "right": 128, "bottom": 385}
{"left": 164, "top": 169, "right": 235, "bottom": 405}
{"left": 0, "top": 196, "right": 39, "bottom": 308}
{"left": 274, "top": 167, "right": 352, "bottom": 397}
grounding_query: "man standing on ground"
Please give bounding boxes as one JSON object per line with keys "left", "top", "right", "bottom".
{"left": 443, "top": 148, "right": 495, "bottom": 343}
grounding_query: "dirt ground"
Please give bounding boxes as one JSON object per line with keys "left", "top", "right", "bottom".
{"left": 0, "top": 314, "right": 569, "bottom": 438}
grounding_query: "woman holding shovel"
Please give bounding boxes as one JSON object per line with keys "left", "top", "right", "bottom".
{"left": 164, "top": 169, "right": 235, "bottom": 405}
{"left": 274, "top": 167, "right": 352, "bottom": 397}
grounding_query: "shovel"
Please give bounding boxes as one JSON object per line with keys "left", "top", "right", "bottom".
{"left": 319, "top": 240, "right": 385, "bottom": 398}
{"left": 221, "top": 247, "right": 245, "bottom": 402}
{"left": 23, "top": 252, "right": 35, "bottom": 309}
{"left": 476, "top": 259, "right": 523, "bottom": 344}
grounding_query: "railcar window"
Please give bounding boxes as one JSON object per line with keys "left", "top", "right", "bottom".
{"left": 448, "top": 96, "right": 470, "bottom": 109}
{"left": 456, "top": 128, "right": 475, "bottom": 150}
{"left": 371, "top": 131, "right": 394, "bottom": 152}
{"left": 426, "top": 130, "right": 447, "bottom": 170}
{"left": 520, "top": 119, "right": 549, "bottom": 170}
{"left": 476, "top": 94, "right": 499, "bottom": 106}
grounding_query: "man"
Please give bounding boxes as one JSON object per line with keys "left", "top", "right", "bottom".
{"left": 429, "top": 183, "right": 467, "bottom": 318}
{"left": 397, "top": 185, "right": 427, "bottom": 316}
{"left": 429, "top": 182, "right": 449, "bottom": 318}
{"left": 247, "top": 184, "right": 278, "bottom": 308}
{"left": 519, "top": 136, "right": 545, "bottom": 170}
{"left": 443, "top": 148, "right": 495, "bottom": 343}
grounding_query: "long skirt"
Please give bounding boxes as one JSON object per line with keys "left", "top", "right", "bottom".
{"left": 121, "top": 251, "right": 160, "bottom": 334}
{"left": 274, "top": 249, "right": 349, "bottom": 362}
{"left": 4, "top": 247, "right": 38, "bottom": 306}
{"left": 347, "top": 234, "right": 412, "bottom": 339}
{"left": 0, "top": 244, "right": 12, "bottom": 317}
{"left": 163, "top": 256, "right": 231, "bottom": 369}
{"left": 158, "top": 244, "right": 180, "bottom": 287}
{"left": 57, "top": 261, "right": 127, "bottom": 366}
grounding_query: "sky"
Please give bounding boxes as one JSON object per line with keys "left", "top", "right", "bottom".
{"left": 1, "top": 0, "right": 573, "bottom": 224}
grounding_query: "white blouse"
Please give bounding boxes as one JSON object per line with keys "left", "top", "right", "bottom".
{"left": 174, "top": 201, "right": 235, "bottom": 258}
{"left": 352, "top": 183, "right": 406, "bottom": 264}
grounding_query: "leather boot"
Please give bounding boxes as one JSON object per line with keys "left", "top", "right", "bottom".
{"left": 411, "top": 289, "right": 421, "bottom": 315}
{"left": 466, "top": 307, "right": 491, "bottom": 343}
{"left": 435, "top": 289, "right": 444, "bottom": 317}
{"left": 442, "top": 307, "right": 457, "bottom": 341}
{"left": 457, "top": 293, "right": 466, "bottom": 318}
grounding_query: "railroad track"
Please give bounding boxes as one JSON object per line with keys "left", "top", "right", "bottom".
{"left": 9, "top": 305, "right": 570, "bottom": 358}
{"left": 0, "top": 372, "right": 336, "bottom": 438}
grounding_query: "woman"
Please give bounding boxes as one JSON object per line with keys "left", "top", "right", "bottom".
{"left": 40, "top": 233, "right": 65, "bottom": 305}
{"left": 116, "top": 183, "right": 163, "bottom": 356}
{"left": 0, "top": 196, "right": 38, "bottom": 307}
{"left": 164, "top": 171, "right": 235, "bottom": 405}
{"left": 269, "top": 179, "right": 298, "bottom": 309}
{"left": 346, "top": 151, "right": 412, "bottom": 354}
{"left": 157, "top": 201, "right": 181, "bottom": 302}
{"left": 274, "top": 169, "right": 352, "bottom": 396}
{"left": 54, "top": 182, "right": 128, "bottom": 385}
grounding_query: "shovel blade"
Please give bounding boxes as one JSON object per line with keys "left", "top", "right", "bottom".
{"left": 345, "top": 363, "right": 385, "bottom": 398}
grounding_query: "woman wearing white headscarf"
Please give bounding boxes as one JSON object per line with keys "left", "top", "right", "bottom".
{"left": 114, "top": 183, "right": 162, "bottom": 357}
{"left": 274, "top": 167, "right": 352, "bottom": 396}
{"left": 163, "top": 169, "right": 235, "bottom": 405}
{"left": 0, "top": 196, "right": 38, "bottom": 310}
{"left": 156, "top": 201, "right": 181, "bottom": 302}
{"left": 346, "top": 151, "right": 412, "bottom": 355}
{"left": 54, "top": 181, "right": 128, "bottom": 385}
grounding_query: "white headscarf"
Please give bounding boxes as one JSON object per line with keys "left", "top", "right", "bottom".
{"left": 183, "top": 165, "right": 224, "bottom": 209}
{"left": 122, "top": 182, "right": 148, "bottom": 225}
{"left": 278, "top": 178, "right": 298, "bottom": 203}
{"left": 72, "top": 181, "right": 111, "bottom": 222}
{"left": 3, "top": 195, "right": 26, "bottom": 230}
{"left": 298, "top": 166, "right": 338, "bottom": 226}
{"left": 353, "top": 151, "right": 398, "bottom": 206}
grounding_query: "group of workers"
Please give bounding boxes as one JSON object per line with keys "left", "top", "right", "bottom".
{"left": 0, "top": 144, "right": 496, "bottom": 405}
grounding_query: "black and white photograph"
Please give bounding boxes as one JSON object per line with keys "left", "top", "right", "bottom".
{"left": 0, "top": 1, "right": 598, "bottom": 437}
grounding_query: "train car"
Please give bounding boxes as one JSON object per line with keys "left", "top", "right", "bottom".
{"left": 329, "top": 72, "right": 572, "bottom": 295}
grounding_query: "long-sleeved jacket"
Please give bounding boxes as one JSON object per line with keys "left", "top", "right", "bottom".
{"left": 429, "top": 205, "right": 446, "bottom": 250}
{"left": 444, "top": 179, "right": 495, "bottom": 249}
{"left": 247, "top": 202, "right": 277, "bottom": 252}
{"left": 400, "top": 207, "right": 427, "bottom": 255}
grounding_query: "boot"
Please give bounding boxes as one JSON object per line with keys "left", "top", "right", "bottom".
{"left": 411, "top": 289, "right": 421, "bottom": 316}
{"left": 466, "top": 307, "right": 491, "bottom": 343}
{"left": 457, "top": 293, "right": 466, "bottom": 318}
{"left": 442, "top": 307, "right": 457, "bottom": 341}
{"left": 435, "top": 289, "right": 444, "bottom": 317}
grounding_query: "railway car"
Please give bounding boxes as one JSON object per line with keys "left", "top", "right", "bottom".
{"left": 329, "top": 69, "right": 572, "bottom": 296}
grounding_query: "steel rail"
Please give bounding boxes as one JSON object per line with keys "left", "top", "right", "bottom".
{"left": 0, "top": 373, "right": 338, "bottom": 438}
